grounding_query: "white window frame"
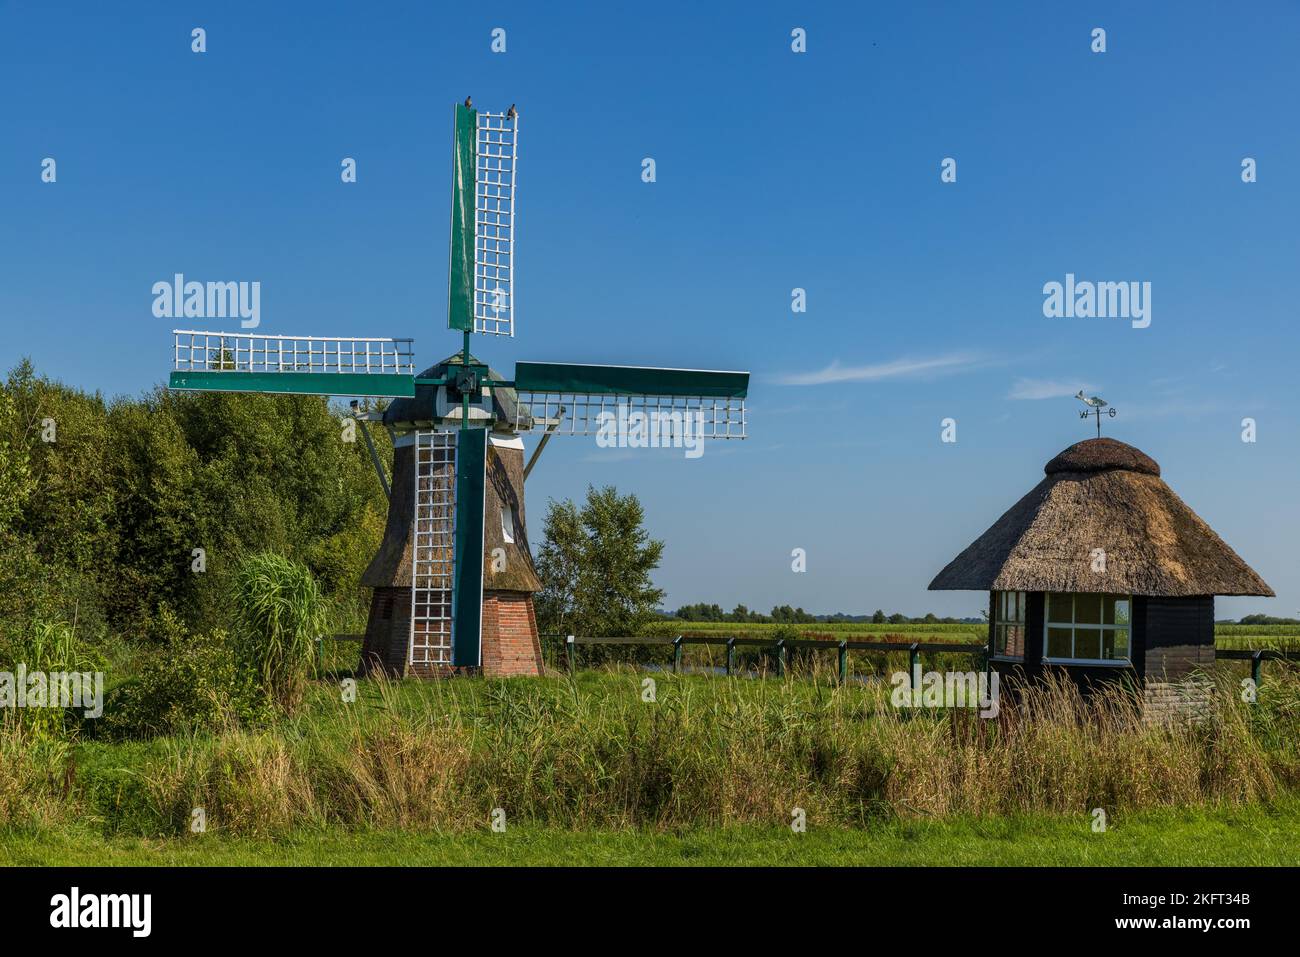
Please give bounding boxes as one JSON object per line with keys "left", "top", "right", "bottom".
{"left": 991, "top": 590, "right": 1027, "bottom": 661}
{"left": 501, "top": 505, "right": 517, "bottom": 544}
{"left": 1042, "top": 593, "right": 1133, "bottom": 667}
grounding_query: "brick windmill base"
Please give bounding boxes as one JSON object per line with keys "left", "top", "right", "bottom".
{"left": 361, "top": 587, "right": 543, "bottom": 678}
{"left": 358, "top": 437, "right": 545, "bottom": 678}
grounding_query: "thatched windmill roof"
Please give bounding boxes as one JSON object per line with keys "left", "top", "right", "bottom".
{"left": 382, "top": 351, "right": 530, "bottom": 432}
{"left": 929, "top": 438, "right": 1273, "bottom": 597}
{"left": 359, "top": 437, "right": 541, "bottom": 593}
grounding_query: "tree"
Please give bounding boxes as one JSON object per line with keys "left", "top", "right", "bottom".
{"left": 674, "top": 602, "right": 725, "bottom": 621}
{"left": 1, "top": 359, "right": 389, "bottom": 642}
{"left": 534, "top": 485, "right": 665, "bottom": 637}
{"left": 0, "top": 386, "right": 33, "bottom": 531}
{"left": 871, "top": 609, "right": 886, "bottom": 624}
{"left": 770, "top": 604, "right": 796, "bottom": 623}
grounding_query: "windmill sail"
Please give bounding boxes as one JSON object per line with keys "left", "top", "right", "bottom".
{"left": 168, "top": 330, "right": 416, "bottom": 397}
{"left": 447, "top": 103, "right": 518, "bottom": 338}
{"left": 409, "top": 428, "right": 487, "bottom": 670}
{"left": 511, "top": 361, "right": 748, "bottom": 438}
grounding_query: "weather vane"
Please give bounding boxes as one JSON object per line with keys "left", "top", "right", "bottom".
{"left": 1075, "top": 391, "right": 1117, "bottom": 438}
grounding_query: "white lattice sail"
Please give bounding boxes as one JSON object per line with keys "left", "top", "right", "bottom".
{"left": 473, "top": 110, "right": 517, "bottom": 337}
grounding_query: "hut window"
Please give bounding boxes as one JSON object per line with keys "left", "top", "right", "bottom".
{"left": 993, "top": 591, "right": 1026, "bottom": 659}
{"left": 1044, "top": 593, "right": 1131, "bottom": 663}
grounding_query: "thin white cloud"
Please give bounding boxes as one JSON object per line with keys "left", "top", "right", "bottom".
{"left": 1008, "top": 377, "right": 1093, "bottom": 401}
{"left": 1124, "top": 398, "right": 1230, "bottom": 421}
{"left": 776, "top": 353, "right": 982, "bottom": 387}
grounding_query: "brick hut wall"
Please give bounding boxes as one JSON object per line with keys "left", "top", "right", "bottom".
{"left": 1139, "top": 596, "right": 1216, "bottom": 724}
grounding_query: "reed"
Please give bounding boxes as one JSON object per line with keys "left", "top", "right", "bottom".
{"left": 78, "top": 666, "right": 1300, "bottom": 837}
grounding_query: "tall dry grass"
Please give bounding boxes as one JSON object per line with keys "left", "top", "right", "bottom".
{"left": 0, "top": 714, "right": 74, "bottom": 827}
{"left": 113, "top": 667, "right": 1300, "bottom": 837}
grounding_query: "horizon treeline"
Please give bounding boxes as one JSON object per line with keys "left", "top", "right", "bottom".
{"left": 666, "top": 604, "right": 1298, "bottom": 627}
{"left": 666, "top": 604, "right": 979, "bottom": 625}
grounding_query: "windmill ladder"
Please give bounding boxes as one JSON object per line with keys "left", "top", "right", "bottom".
{"left": 409, "top": 430, "right": 456, "bottom": 668}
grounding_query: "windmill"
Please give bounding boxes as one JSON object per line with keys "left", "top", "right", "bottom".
{"left": 166, "top": 101, "right": 749, "bottom": 676}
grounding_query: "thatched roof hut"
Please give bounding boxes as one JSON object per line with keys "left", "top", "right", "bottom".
{"left": 929, "top": 437, "right": 1273, "bottom": 598}
{"left": 928, "top": 437, "right": 1272, "bottom": 714}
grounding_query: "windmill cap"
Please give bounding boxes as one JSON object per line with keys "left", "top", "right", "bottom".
{"left": 1044, "top": 437, "right": 1160, "bottom": 477}
{"left": 382, "top": 350, "right": 529, "bottom": 430}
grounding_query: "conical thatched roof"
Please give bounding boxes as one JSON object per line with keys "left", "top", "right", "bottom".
{"left": 929, "top": 438, "right": 1273, "bottom": 597}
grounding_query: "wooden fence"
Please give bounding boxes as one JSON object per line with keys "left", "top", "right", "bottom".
{"left": 316, "top": 633, "right": 1300, "bottom": 689}
{"left": 553, "top": 633, "right": 980, "bottom": 683}
{"left": 547, "top": 634, "right": 1300, "bottom": 688}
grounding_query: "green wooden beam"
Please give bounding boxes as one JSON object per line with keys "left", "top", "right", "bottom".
{"left": 169, "top": 371, "right": 415, "bottom": 398}
{"left": 514, "top": 362, "right": 749, "bottom": 398}
{"left": 452, "top": 428, "right": 487, "bottom": 667}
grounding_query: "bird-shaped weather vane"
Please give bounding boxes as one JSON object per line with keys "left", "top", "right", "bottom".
{"left": 1075, "top": 390, "right": 1117, "bottom": 438}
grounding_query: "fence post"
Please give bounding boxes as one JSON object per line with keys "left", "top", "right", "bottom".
{"left": 726, "top": 637, "right": 735, "bottom": 677}
{"left": 567, "top": 635, "right": 576, "bottom": 675}
{"left": 776, "top": 639, "right": 786, "bottom": 677}
{"left": 673, "top": 636, "right": 683, "bottom": 674}
{"left": 838, "top": 640, "right": 848, "bottom": 683}
{"left": 909, "top": 643, "right": 920, "bottom": 684}
{"left": 1252, "top": 650, "right": 1264, "bottom": 692}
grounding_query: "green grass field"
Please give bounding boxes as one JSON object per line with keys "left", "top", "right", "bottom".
{"left": 3, "top": 667, "right": 1298, "bottom": 868}
{"left": 5, "top": 801, "right": 1298, "bottom": 866}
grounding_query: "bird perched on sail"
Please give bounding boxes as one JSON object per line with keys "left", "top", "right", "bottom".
{"left": 506, "top": 103, "right": 516, "bottom": 119}
{"left": 464, "top": 96, "right": 473, "bottom": 108}
{"left": 1075, "top": 390, "right": 1107, "bottom": 408}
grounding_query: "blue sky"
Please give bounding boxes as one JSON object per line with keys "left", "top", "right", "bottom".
{"left": 3, "top": 1, "right": 1297, "bottom": 619}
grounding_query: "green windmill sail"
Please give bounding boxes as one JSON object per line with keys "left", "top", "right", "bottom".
{"left": 167, "top": 100, "right": 749, "bottom": 673}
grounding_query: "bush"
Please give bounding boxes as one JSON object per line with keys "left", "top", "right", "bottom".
{"left": 0, "top": 619, "right": 102, "bottom": 742}
{"left": 231, "top": 552, "right": 326, "bottom": 713}
{"left": 97, "top": 625, "right": 264, "bottom": 740}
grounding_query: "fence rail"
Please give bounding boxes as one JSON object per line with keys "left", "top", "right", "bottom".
{"left": 554, "top": 633, "right": 982, "bottom": 681}
{"left": 546, "top": 634, "right": 1300, "bottom": 688}
{"left": 316, "top": 633, "right": 1299, "bottom": 690}
{"left": 1215, "top": 648, "right": 1300, "bottom": 686}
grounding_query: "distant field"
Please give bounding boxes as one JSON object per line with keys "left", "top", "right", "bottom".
{"left": 642, "top": 620, "right": 1300, "bottom": 649}
{"left": 643, "top": 621, "right": 986, "bottom": 642}
{"left": 1213, "top": 624, "right": 1300, "bottom": 650}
